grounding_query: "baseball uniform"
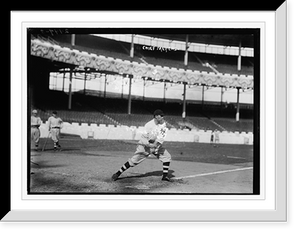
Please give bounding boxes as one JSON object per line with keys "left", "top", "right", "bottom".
{"left": 47, "top": 113, "right": 63, "bottom": 149}
{"left": 31, "top": 110, "right": 42, "bottom": 148}
{"left": 112, "top": 109, "right": 172, "bottom": 181}
{"left": 128, "top": 119, "right": 171, "bottom": 166}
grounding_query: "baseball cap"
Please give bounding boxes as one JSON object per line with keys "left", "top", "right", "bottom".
{"left": 32, "top": 109, "right": 37, "bottom": 113}
{"left": 153, "top": 109, "right": 164, "bottom": 117}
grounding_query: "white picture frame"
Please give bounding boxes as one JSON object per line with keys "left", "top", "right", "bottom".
{"left": 5, "top": 3, "right": 287, "bottom": 222}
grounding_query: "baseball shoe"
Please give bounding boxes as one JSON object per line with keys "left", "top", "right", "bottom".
{"left": 112, "top": 173, "right": 119, "bottom": 181}
{"left": 162, "top": 176, "right": 171, "bottom": 182}
{"left": 54, "top": 145, "right": 62, "bottom": 151}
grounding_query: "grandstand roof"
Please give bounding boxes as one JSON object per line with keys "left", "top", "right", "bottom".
{"left": 140, "top": 34, "right": 254, "bottom": 48}
{"left": 31, "top": 28, "right": 256, "bottom": 48}
{"left": 31, "top": 37, "right": 254, "bottom": 88}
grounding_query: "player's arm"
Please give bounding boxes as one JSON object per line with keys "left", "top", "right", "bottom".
{"left": 150, "top": 127, "right": 167, "bottom": 152}
{"left": 142, "top": 121, "right": 156, "bottom": 147}
{"left": 146, "top": 140, "right": 162, "bottom": 154}
{"left": 149, "top": 139, "right": 161, "bottom": 147}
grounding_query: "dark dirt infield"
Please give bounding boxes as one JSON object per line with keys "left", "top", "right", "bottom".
{"left": 29, "top": 135, "right": 254, "bottom": 194}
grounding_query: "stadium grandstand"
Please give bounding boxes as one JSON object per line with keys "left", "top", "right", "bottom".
{"left": 29, "top": 29, "right": 256, "bottom": 134}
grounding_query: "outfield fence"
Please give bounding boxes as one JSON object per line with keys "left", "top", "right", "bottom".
{"left": 38, "top": 122, "right": 253, "bottom": 145}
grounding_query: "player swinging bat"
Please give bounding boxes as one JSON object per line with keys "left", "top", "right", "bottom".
{"left": 112, "top": 109, "right": 172, "bottom": 182}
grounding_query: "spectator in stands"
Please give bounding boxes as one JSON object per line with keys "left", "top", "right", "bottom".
{"left": 112, "top": 109, "right": 172, "bottom": 182}
{"left": 47, "top": 111, "right": 63, "bottom": 150}
{"left": 31, "top": 109, "right": 42, "bottom": 150}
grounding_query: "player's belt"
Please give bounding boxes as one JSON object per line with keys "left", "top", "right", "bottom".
{"left": 51, "top": 127, "right": 60, "bottom": 129}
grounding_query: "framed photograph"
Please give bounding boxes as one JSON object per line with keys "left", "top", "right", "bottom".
{"left": 4, "top": 2, "right": 287, "bottom": 222}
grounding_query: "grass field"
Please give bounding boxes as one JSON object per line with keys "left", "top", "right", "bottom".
{"left": 30, "top": 134, "right": 254, "bottom": 194}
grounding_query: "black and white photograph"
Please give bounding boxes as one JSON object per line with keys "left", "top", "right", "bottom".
{"left": 4, "top": 2, "right": 290, "bottom": 225}
{"left": 28, "top": 28, "right": 259, "bottom": 195}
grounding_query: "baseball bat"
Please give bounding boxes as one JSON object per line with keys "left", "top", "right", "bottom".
{"left": 42, "top": 132, "right": 51, "bottom": 151}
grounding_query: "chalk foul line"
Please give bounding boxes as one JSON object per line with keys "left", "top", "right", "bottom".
{"left": 226, "top": 155, "right": 246, "bottom": 159}
{"left": 173, "top": 167, "right": 253, "bottom": 180}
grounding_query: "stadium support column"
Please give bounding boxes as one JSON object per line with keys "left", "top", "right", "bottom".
{"left": 68, "top": 68, "right": 73, "bottom": 110}
{"left": 236, "top": 87, "right": 240, "bottom": 122}
{"left": 128, "top": 75, "right": 132, "bottom": 115}
{"left": 163, "top": 81, "right": 167, "bottom": 103}
{"left": 184, "top": 34, "right": 189, "bottom": 68}
{"left": 71, "top": 34, "right": 75, "bottom": 48}
{"left": 104, "top": 75, "right": 107, "bottom": 99}
{"left": 237, "top": 41, "right": 242, "bottom": 72}
{"left": 143, "top": 77, "right": 146, "bottom": 102}
{"left": 83, "top": 68, "right": 87, "bottom": 95}
{"left": 182, "top": 82, "right": 187, "bottom": 120}
{"left": 201, "top": 84, "right": 205, "bottom": 110}
{"left": 130, "top": 34, "right": 134, "bottom": 59}
{"left": 121, "top": 76, "right": 124, "bottom": 99}
{"left": 221, "top": 86, "right": 224, "bottom": 106}
{"left": 62, "top": 69, "right": 66, "bottom": 92}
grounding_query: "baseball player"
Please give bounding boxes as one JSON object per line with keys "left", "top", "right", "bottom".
{"left": 210, "top": 130, "right": 215, "bottom": 144}
{"left": 211, "top": 129, "right": 220, "bottom": 147}
{"left": 112, "top": 109, "right": 172, "bottom": 182}
{"left": 47, "top": 111, "right": 63, "bottom": 150}
{"left": 214, "top": 129, "right": 220, "bottom": 145}
{"left": 31, "top": 109, "right": 42, "bottom": 150}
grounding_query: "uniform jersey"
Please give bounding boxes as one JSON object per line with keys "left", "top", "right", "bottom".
{"left": 140, "top": 119, "right": 168, "bottom": 145}
{"left": 31, "top": 116, "right": 42, "bottom": 127}
{"left": 47, "top": 116, "right": 63, "bottom": 129}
